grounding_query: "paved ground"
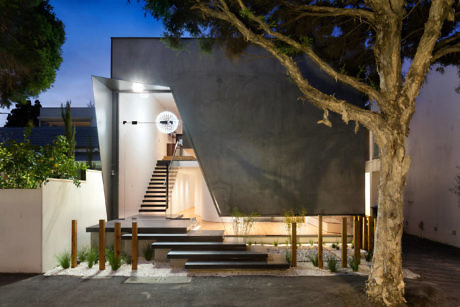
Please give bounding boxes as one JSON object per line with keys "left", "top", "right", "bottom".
{"left": 0, "top": 234, "right": 458, "bottom": 307}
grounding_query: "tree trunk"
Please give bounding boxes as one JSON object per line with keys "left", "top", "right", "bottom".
{"left": 366, "top": 135, "right": 410, "bottom": 306}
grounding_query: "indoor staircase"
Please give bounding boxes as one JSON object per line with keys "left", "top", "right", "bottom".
{"left": 139, "top": 160, "right": 170, "bottom": 214}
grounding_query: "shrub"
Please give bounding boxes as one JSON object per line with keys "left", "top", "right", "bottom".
{"left": 285, "top": 251, "right": 292, "bottom": 265}
{"left": 87, "top": 248, "right": 98, "bottom": 268}
{"left": 56, "top": 252, "right": 70, "bottom": 269}
{"left": 349, "top": 256, "right": 360, "bottom": 272}
{"left": 365, "top": 250, "right": 373, "bottom": 262}
{"left": 121, "top": 254, "right": 132, "bottom": 265}
{"left": 0, "top": 132, "right": 86, "bottom": 188}
{"left": 143, "top": 244, "right": 153, "bottom": 261}
{"left": 309, "top": 240, "right": 314, "bottom": 246}
{"left": 106, "top": 248, "right": 121, "bottom": 271}
{"left": 327, "top": 257, "right": 337, "bottom": 272}
{"left": 78, "top": 248, "right": 88, "bottom": 263}
{"left": 273, "top": 241, "right": 278, "bottom": 247}
{"left": 308, "top": 253, "right": 319, "bottom": 267}
{"left": 247, "top": 241, "right": 252, "bottom": 246}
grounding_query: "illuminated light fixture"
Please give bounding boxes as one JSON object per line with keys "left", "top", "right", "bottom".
{"left": 132, "top": 82, "right": 144, "bottom": 93}
{"left": 156, "top": 111, "right": 179, "bottom": 134}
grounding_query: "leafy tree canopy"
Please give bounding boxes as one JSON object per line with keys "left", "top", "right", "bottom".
{"left": 0, "top": 0, "right": 65, "bottom": 107}
{"left": 141, "top": 0, "right": 459, "bottom": 95}
{"left": 4, "top": 99, "right": 42, "bottom": 127}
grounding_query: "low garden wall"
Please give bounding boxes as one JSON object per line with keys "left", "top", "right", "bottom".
{"left": 0, "top": 170, "right": 107, "bottom": 273}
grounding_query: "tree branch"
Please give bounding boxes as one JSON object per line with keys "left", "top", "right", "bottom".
{"left": 234, "top": 0, "right": 383, "bottom": 105}
{"left": 432, "top": 42, "right": 460, "bottom": 62}
{"left": 193, "top": 0, "right": 385, "bottom": 133}
{"left": 283, "top": 2, "right": 376, "bottom": 23}
{"left": 400, "top": 0, "right": 456, "bottom": 125}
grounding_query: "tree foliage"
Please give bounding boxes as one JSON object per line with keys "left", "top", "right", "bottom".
{"left": 4, "top": 99, "right": 42, "bottom": 127}
{"left": 0, "top": 130, "right": 86, "bottom": 188}
{"left": 61, "top": 101, "right": 76, "bottom": 156}
{"left": 141, "top": 0, "right": 459, "bottom": 99}
{"left": 0, "top": 0, "right": 65, "bottom": 107}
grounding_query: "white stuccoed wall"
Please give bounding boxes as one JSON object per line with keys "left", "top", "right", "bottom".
{"left": 118, "top": 93, "right": 168, "bottom": 218}
{"left": 0, "top": 170, "right": 107, "bottom": 273}
{"left": 0, "top": 189, "right": 42, "bottom": 273}
{"left": 404, "top": 66, "right": 460, "bottom": 247}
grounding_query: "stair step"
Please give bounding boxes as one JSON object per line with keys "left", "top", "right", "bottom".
{"left": 168, "top": 251, "right": 267, "bottom": 261}
{"left": 145, "top": 191, "right": 166, "bottom": 194}
{"left": 152, "top": 241, "right": 247, "bottom": 251}
{"left": 143, "top": 199, "right": 167, "bottom": 203}
{"left": 141, "top": 204, "right": 167, "bottom": 208}
{"left": 122, "top": 230, "right": 224, "bottom": 242}
{"left": 144, "top": 195, "right": 166, "bottom": 198}
{"left": 139, "top": 209, "right": 167, "bottom": 212}
{"left": 184, "top": 261, "right": 290, "bottom": 270}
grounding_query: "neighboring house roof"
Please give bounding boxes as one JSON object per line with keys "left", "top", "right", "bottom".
{"left": 0, "top": 127, "right": 99, "bottom": 149}
{"left": 38, "top": 107, "right": 95, "bottom": 121}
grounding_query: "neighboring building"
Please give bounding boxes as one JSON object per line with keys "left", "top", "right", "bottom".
{"left": 365, "top": 66, "right": 460, "bottom": 248}
{"left": 0, "top": 107, "right": 100, "bottom": 166}
{"left": 38, "top": 107, "right": 97, "bottom": 127}
{"left": 93, "top": 38, "right": 366, "bottom": 220}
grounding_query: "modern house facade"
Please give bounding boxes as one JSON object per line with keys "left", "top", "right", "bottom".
{"left": 92, "top": 38, "right": 367, "bottom": 221}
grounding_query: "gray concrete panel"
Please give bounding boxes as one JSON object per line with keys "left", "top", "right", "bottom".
{"left": 111, "top": 38, "right": 365, "bottom": 216}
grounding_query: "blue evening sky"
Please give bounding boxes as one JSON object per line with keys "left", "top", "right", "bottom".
{"left": 1, "top": 0, "right": 165, "bottom": 125}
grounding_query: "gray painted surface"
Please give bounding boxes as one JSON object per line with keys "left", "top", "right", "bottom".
{"left": 111, "top": 38, "right": 366, "bottom": 216}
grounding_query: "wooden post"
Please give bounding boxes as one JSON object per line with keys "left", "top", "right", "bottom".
{"left": 318, "top": 215, "right": 323, "bottom": 269}
{"left": 363, "top": 216, "right": 368, "bottom": 252}
{"left": 132, "top": 221, "right": 138, "bottom": 270}
{"left": 291, "top": 222, "right": 296, "bottom": 267}
{"left": 71, "top": 220, "right": 77, "bottom": 268}
{"left": 114, "top": 222, "right": 121, "bottom": 262}
{"left": 368, "top": 216, "right": 374, "bottom": 252}
{"left": 341, "top": 217, "right": 347, "bottom": 268}
{"left": 354, "top": 216, "right": 361, "bottom": 264}
{"left": 99, "top": 219, "right": 106, "bottom": 270}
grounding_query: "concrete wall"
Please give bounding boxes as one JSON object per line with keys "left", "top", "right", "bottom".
{"left": 118, "top": 93, "right": 168, "bottom": 218}
{"left": 0, "top": 170, "right": 107, "bottom": 273}
{"left": 111, "top": 38, "right": 366, "bottom": 216}
{"left": 404, "top": 66, "right": 460, "bottom": 247}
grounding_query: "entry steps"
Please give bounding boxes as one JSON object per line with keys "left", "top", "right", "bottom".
{"left": 122, "top": 229, "right": 289, "bottom": 270}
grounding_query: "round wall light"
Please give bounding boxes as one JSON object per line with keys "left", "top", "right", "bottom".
{"left": 156, "top": 111, "right": 179, "bottom": 134}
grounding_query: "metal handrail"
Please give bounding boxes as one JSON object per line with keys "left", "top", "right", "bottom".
{"left": 163, "top": 138, "right": 182, "bottom": 186}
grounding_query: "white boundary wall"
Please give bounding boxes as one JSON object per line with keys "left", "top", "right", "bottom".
{"left": 404, "top": 66, "right": 460, "bottom": 247}
{"left": 0, "top": 170, "right": 107, "bottom": 273}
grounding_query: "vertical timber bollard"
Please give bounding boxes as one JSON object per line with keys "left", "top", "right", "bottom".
{"left": 291, "top": 222, "right": 296, "bottom": 267}
{"left": 342, "top": 217, "right": 347, "bottom": 268}
{"left": 99, "top": 219, "right": 106, "bottom": 270}
{"left": 132, "top": 221, "right": 138, "bottom": 270}
{"left": 354, "top": 216, "right": 360, "bottom": 264}
{"left": 368, "top": 216, "right": 374, "bottom": 251}
{"left": 71, "top": 220, "right": 77, "bottom": 268}
{"left": 363, "top": 216, "right": 368, "bottom": 252}
{"left": 114, "top": 222, "right": 121, "bottom": 263}
{"left": 318, "top": 215, "right": 323, "bottom": 269}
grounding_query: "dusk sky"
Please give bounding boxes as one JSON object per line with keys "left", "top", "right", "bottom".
{"left": 1, "top": 0, "right": 165, "bottom": 125}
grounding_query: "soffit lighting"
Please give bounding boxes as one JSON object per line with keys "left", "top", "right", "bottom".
{"left": 132, "top": 82, "right": 144, "bottom": 93}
